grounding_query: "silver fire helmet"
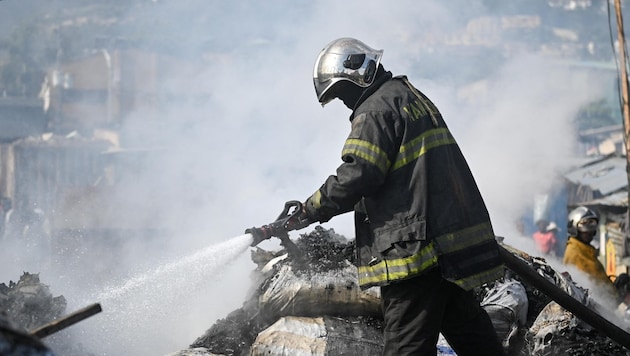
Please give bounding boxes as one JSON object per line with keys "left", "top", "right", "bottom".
{"left": 313, "top": 38, "right": 383, "bottom": 106}
{"left": 567, "top": 206, "right": 598, "bottom": 236}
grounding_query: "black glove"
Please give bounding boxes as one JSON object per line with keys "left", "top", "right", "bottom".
{"left": 285, "top": 201, "right": 315, "bottom": 231}
{"left": 246, "top": 201, "right": 314, "bottom": 248}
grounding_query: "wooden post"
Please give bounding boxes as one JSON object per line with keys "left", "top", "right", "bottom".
{"left": 615, "top": 0, "right": 630, "bottom": 246}
{"left": 29, "top": 303, "right": 102, "bottom": 339}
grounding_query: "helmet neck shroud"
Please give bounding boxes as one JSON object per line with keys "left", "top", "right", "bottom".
{"left": 333, "top": 64, "right": 388, "bottom": 110}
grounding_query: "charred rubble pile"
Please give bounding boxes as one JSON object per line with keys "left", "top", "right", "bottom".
{"left": 172, "top": 226, "right": 383, "bottom": 356}
{"left": 0, "top": 273, "right": 100, "bottom": 356}
{"left": 494, "top": 248, "right": 630, "bottom": 356}
{"left": 0, "top": 273, "right": 66, "bottom": 332}
{"left": 170, "top": 227, "right": 630, "bottom": 356}
{"left": 0, "top": 272, "right": 65, "bottom": 355}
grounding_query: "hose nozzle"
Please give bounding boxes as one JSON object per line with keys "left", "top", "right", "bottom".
{"left": 246, "top": 225, "right": 273, "bottom": 247}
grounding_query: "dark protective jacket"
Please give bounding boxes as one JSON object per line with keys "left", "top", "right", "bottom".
{"left": 305, "top": 73, "right": 504, "bottom": 290}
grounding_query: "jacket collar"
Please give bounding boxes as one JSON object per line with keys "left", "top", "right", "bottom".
{"left": 349, "top": 71, "right": 393, "bottom": 122}
{"left": 568, "top": 236, "right": 596, "bottom": 250}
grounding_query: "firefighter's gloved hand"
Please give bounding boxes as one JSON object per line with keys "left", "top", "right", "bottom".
{"left": 285, "top": 201, "right": 315, "bottom": 231}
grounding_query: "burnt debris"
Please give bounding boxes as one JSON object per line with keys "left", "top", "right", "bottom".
{"left": 182, "top": 228, "right": 630, "bottom": 356}
{"left": 189, "top": 226, "right": 362, "bottom": 356}
{"left": 0, "top": 272, "right": 65, "bottom": 355}
{"left": 0, "top": 272, "right": 66, "bottom": 332}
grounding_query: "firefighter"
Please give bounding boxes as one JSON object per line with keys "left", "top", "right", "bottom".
{"left": 563, "top": 206, "right": 615, "bottom": 291}
{"left": 287, "top": 38, "right": 505, "bottom": 356}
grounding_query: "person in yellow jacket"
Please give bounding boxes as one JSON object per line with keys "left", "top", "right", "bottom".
{"left": 563, "top": 206, "right": 614, "bottom": 290}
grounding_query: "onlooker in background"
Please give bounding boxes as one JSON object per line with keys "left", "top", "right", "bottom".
{"left": 563, "top": 206, "right": 615, "bottom": 294}
{"left": 547, "top": 222, "right": 563, "bottom": 256}
{"left": 533, "top": 221, "right": 558, "bottom": 257}
{"left": 532, "top": 220, "right": 559, "bottom": 257}
{"left": 534, "top": 219, "right": 548, "bottom": 235}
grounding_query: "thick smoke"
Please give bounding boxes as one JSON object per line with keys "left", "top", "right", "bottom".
{"left": 0, "top": 1, "right": 612, "bottom": 355}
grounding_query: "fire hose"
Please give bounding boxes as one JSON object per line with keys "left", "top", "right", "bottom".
{"left": 29, "top": 303, "right": 102, "bottom": 339}
{"left": 245, "top": 200, "right": 313, "bottom": 260}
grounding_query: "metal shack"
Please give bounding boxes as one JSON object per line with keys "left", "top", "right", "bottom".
{"left": 563, "top": 154, "right": 629, "bottom": 277}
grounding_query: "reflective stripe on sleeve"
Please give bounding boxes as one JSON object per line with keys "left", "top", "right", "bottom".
{"left": 342, "top": 138, "right": 391, "bottom": 175}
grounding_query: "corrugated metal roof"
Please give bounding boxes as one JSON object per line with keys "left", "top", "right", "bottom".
{"left": 573, "top": 190, "right": 628, "bottom": 210}
{"left": 563, "top": 155, "right": 628, "bottom": 196}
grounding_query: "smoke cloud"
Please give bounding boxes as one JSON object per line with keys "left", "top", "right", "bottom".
{"left": 0, "top": 1, "right": 613, "bottom": 355}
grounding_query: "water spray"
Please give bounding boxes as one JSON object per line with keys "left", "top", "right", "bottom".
{"left": 72, "top": 233, "right": 253, "bottom": 355}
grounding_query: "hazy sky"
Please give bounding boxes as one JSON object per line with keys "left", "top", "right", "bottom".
{"left": 0, "top": 1, "right": 615, "bottom": 355}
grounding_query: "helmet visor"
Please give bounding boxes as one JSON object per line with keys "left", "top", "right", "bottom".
{"left": 317, "top": 83, "right": 339, "bottom": 106}
{"left": 314, "top": 52, "right": 353, "bottom": 105}
{"left": 577, "top": 218, "right": 598, "bottom": 232}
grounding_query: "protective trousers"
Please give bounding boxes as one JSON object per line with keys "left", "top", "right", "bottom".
{"left": 380, "top": 268, "right": 505, "bottom": 356}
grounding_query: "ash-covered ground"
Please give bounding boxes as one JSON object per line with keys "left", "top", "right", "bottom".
{"left": 3, "top": 228, "right": 630, "bottom": 355}
{"left": 182, "top": 227, "right": 630, "bottom": 356}
{"left": 188, "top": 226, "right": 379, "bottom": 356}
{"left": 0, "top": 273, "right": 75, "bottom": 355}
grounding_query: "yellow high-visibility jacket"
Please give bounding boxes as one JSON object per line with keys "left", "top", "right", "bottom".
{"left": 305, "top": 73, "right": 503, "bottom": 290}
{"left": 563, "top": 236, "right": 613, "bottom": 288}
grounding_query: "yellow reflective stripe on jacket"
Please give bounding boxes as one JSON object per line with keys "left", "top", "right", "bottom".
{"left": 357, "top": 222, "right": 497, "bottom": 288}
{"left": 357, "top": 242, "right": 439, "bottom": 286}
{"left": 342, "top": 138, "right": 391, "bottom": 175}
{"left": 453, "top": 265, "right": 504, "bottom": 291}
{"left": 391, "top": 128, "right": 456, "bottom": 171}
{"left": 434, "top": 222, "right": 494, "bottom": 254}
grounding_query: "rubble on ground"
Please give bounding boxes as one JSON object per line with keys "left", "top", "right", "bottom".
{"left": 0, "top": 272, "right": 65, "bottom": 355}
{"left": 0, "top": 273, "right": 66, "bottom": 331}
{"left": 170, "top": 227, "right": 630, "bottom": 356}
{"left": 505, "top": 251, "right": 630, "bottom": 356}
{"left": 4, "top": 228, "right": 630, "bottom": 355}
{"left": 0, "top": 272, "right": 98, "bottom": 356}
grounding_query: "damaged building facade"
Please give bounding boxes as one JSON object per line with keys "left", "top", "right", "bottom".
{"left": 0, "top": 46, "right": 210, "bottom": 251}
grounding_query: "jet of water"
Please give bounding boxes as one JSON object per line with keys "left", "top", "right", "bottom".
{"left": 96, "top": 233, "right": 253, "bottom": 302}
{"left": 68, "top": 233, "right": 254, "bottom": 356}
